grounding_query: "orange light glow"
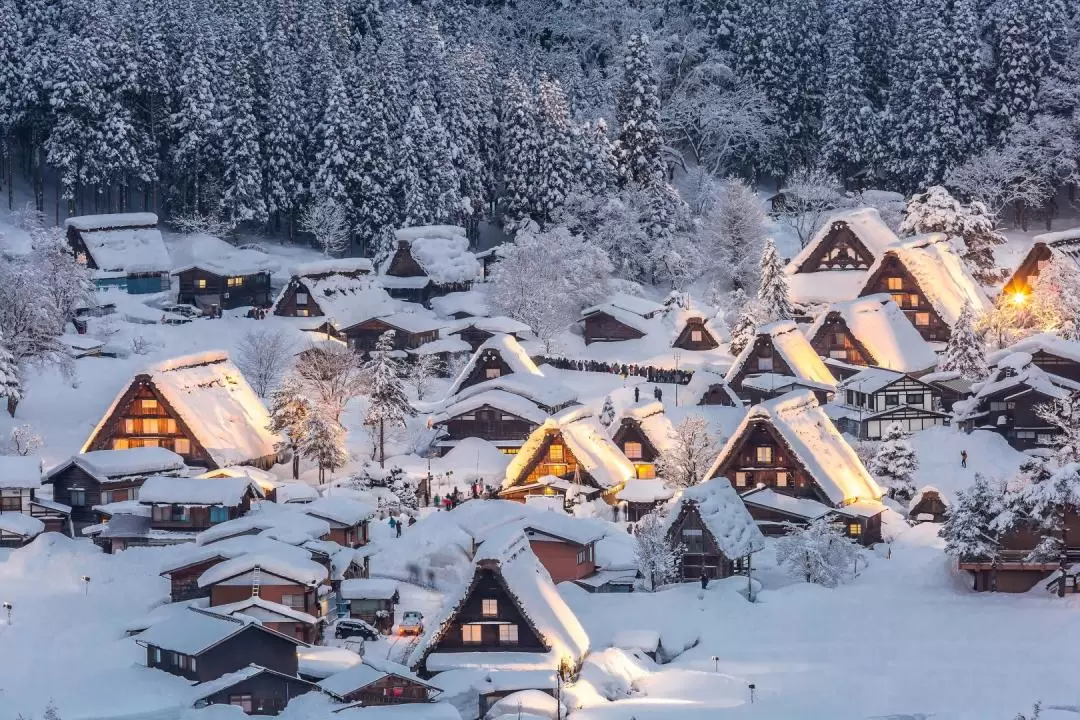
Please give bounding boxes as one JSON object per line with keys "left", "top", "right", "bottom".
{"left": 1011, "top": 291, "right": 1027, "bottom": 307}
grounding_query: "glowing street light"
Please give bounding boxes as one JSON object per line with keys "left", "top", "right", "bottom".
{"left": 1011, "top": 290, "right": 1027, "bottom": 307}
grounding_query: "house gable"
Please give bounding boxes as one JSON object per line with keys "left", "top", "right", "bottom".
{"left": 273, "top": 278, "right": 324, "bottom": 318}
{"left": 437, "top": 404, "right": 538, "bottom": 445}
{"left": 672, "top": 317, "right": 720, "bottom": 351}
{"left": 505, "top": 430, "right": 584, "bottom": 489}
{"left": 610, "top": 419, "right": 660, "bottom": 464}
{"left": 582, "top": 311, "right": 647, "bottom": 344}
{"left": 728, "top": 335, "right": 797, "bottom": 390}
{"left": 797, "top": 220, "right": 877, "bottom": 273}
{"left": 386, "top": 242, "right": 428, "bottom": 278}
{"left": 458, "top": 348, "right": 516, "bottom": 392}
{"left": 710, "top": 419, "right": 832, "bottom": 505}
{"left": 859, "top": 253, "right": 950, "bottom": 342}
{"left": 808, "top": 313, "right": 875, "bottom": 366}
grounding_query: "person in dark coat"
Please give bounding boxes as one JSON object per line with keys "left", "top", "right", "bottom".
{"left": 634, "top": 386, "right": 640, "bottom": 403}
{"left": 700, "top": 571, "right": 709, "bottom": 590}
{"left": 961, "top": 450, "right": 968, "bottom": 468}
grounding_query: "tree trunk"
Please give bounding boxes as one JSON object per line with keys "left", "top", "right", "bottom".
{"left": 379, "top": 420, "right": 385, "bottom": 468}
{"left": 1060, "top": 505, "right": 1068, "bottom": 598}
{"left": 292, "top": 448, "right": 300, "bottom": 480}
{"left": 7, "top": 396, "right": 17, "bottom": 417}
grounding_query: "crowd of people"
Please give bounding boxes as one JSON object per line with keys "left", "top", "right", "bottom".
{"left": 540, "top": 356, "right": 694, "bottom": 385}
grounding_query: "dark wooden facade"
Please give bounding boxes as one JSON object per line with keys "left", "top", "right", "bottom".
{"left": 796, "top": 220, "right": 876, "bottom": 272}
{"left": 194, "top": 668, "right": 316, "bottom": 716}
{"left": 384, "top": 240, "right": 472, "bottom": 303}
{"left": 672, "top": 317, "right": 719, "bottom": 351}
{"left": 148, "top": 495, "right": 253, "bottom": 533}
{"left": 435, "top": 406, "right": 538, "bottom": 452}
{"left": 808, "top": 314, "right": 873, "bottom": 366}
{"left": 504, "top": 431, "right": 583, "bottom": 491}
{"left": 582, "top": 311, "right": 646, "bottom": 344}
{"left": 860, "top": 253, "right": 950, "bottom": 342}
{"left": 957, "top": 511, "right": 1080, "bottom": 592}
{"left": 1027, "top": 348, "right": 1080, "bottom": 383}
{"left": 334, "top": 674, "right": 432, "bottom": 706}
{"left": 208, "top": 572, "right": 322, "bottom": 621}
{"left": 728, "top": 334, "right": 797, "bottom": 391}
{"left": 143, "top": 623, "right": 301, "bottom": 682}
{"left": 46, "top": 459, "right": 174, "bottom": 526}
{"left": 697, "top": 383, "right": 739, "bottom": 406}
{"left": 162, "top": 555, "right": 227, "bottom": 602}
{"left": 450, "top": 325, "right": 524, "bottom": 352}
{"left": 667, "top": 503, "right": 740, "bottom": 581}
{"left": 610, "top": 419, "right": 660, "bottom": 479}
{"left": 174, "top": 267, "right": 272, "bottom": 310}
{"left": 1002, "top": 242, "right": 1054, "bottom": 297}
{"left": 457, "top": 347, "right": 517, "bottom": 392}
{"left": 83, "top": 378, "right": 215, "bottom": 468}
{"left": 962, "top": 384, "right": 1064, "bottom": 451}
{"left": 273, "top": 278, "right": 322, "bottom": 318}
{"left": 342, "top": 319, "right": 438, "bottom": 353}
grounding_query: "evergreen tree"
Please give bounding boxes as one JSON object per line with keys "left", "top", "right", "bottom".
{"left": 0, "top": 333, "right": 22, "bottom": 417}
{"left": 219, "top": 57, "right": 266, "bottom": 225}
{"left": 395, "top": 92, "right": 457, "bottom": 227}
{"left": 599, "top": 395, "right": 615, "bottom": 427}
{"left": 941, "top": 472, "right": 1016, "bottom": 588}
{"left": 362, "top": 330, "right": 415, "bottom": 467}
{"left": 900, "top": 186, "right": 1005, "bottom": 283}
{"left": 267, "top": 374, "right": 310, "bottom": 479}
{"left": 535, "top": 78, "right": 575, "bottom": 224}
{"left": 501, "top": 72, "right": 538, "bottom": 224}
{"left": 616, "top": 32, "right": 665, "bottom": 188}
{"left": 756, "top": 238, "right": 793, "bottom": 322}
{"left": 634, "top": 509, "right": 683, "bottom": 590}
{"left": 939, "top": 302, "right": 987, "bottom": 380}
{"left": 820, "top": 1, "right": 877, "bottom": 180}
{"left": 850, "top": 0, "right": 895, "bottom": 111}
{"left": 729, "top": 304, "right": 758, "bottom": 356}
{"left": 576, "top": 118, "right": 619, "bottom": 196}
{"left": 991, "top": 0, "right": 1058, "bottom": 136}
{"left": 170, "top": 31, "right": 219, "bottom": 213}
{"left": 300, "top": 411, "right": 349, "bottom": 484}
{"left": 1018, "top": 457, "right": 1079, "bottom": 595}
{"left": 263, "top": 30, "right": 306, "bottom": 233}
{"left": 868, "top": 423, "right": 918, "bottom": 501}
{"left": 313, "top": 68, "right": 360, "bottom": 211}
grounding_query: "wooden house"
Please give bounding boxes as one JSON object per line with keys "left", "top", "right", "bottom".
{"left": 82, "top": 352, "right": 280, "bottom": 470}
{"left": 0, "top": 512, "right": 46, "bottom": 547}
{"left": 832, "top": 368, "right": 948, "bottom": 440}
{"left": 0, "top": 455, "right": 70, "bottom": 535}
{"left": 407, "top": 529, "right": 589, "bottom": 677}
{"left": 190, "top": 664, "right": 318, "bottom": 715}
{"left": 340, "top": 314, "right": 441, "bottom": 353}
{"left": 65, "top": 213, "right": 171, "bottom": 294}
{"left": 213, "top": 597, "right": 322, "bottom": 644}
{"left": 785, "top": 208, "right": 898, "bottom": 306}
{"left": 45, "top": 447, "right": 186, "bottom": 526}
{"left": 501, "top": 408, "right": 635, "bottom": 504}
{"left": 858, "top": 233, "right": 991, "bottom": 342}
{"left": 445, "top": 317, "right": 530, "bottom": 351}
{"left": 446, "top": 335, "right": 544, "bottom": 396}
{"left": 1001, "top": 228, "right": 1080, "bottom": 300}
{"left": 135, "top": 607, "right": 307, "bottom": 682}
{"left": 379, "top": 226, "right": 481, "bottom": 304}
{"left": 318, "top": 656, "right": 439, "bottom": 706}
{"left": 429, "top": 390, "right": 546, "bottom": 455}
{"left": 908, "top": 486, "right": 948, "bottom": 523}
{"left": 953, "top": 358, "right": 1079, "bottom": 451}
{"left": 339, "top": 579, "right": 400, "bottom": 633}
{"left": 171, "top": 235, "right": 275, "bottom": 311}
{"left": 522, "top": 514, "right": 603, "bottom": 583}
{"left": 300, "top": 497, "right": 373, "bottom": 548}
{"left": 580, "top": 293, "right": 664, "bottom": 344}
{"left": 683, "top": 370, "right": 742, "bottom": 407}
{"left": 199, "top": 552, "right": 331, "bottom": 620}
{"left": 271, "top": 259, "right": 373, "bottom": 318}
{"left": 661, "top": 478, "right": 764, "bottom": 581}
{"left": 670, "top": 312, "right": 721, "bottom": 351}
{"left": 725, "top": 321, "right": 836, "bottom": 403}
{"left": 707, "top": 390, "right": 885, "bottom": 544}
{"left": 806, "top": 295, "right": 938, "bottom": 375}
{"left": 987, "top": 334, "right": 1080, "bottom": 384}
{"left": 610, "top": 401, "right": 675, "bottom": 480}
{"left": 195, "top": 512, "right": 332, "bottom": 547}
{"left": 140, "top": 476, "right": 263, "bottom": 534}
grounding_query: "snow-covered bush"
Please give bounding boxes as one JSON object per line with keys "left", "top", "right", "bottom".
{"left": 633, "top": 509, "right": 682, "bottom": 591}
{"left": 868, "top": 423, "right": 918, "bottom": 501}
{"left": 774, "top": 519, "right": 860, "bottom": 587}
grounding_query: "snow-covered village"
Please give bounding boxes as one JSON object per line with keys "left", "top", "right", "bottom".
{"left": 2, "top": 0, "right": 1080, "bottom": 719}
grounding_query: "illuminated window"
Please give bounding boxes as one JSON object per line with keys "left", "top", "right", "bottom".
{"left": 735, "top": 471, "right": 750, "bottom": 487}
{"left": 908, "top": 294, "right": 920, "bottom": 307}
{"left": 113, "top": 438, "right": 130, "bottom": 450}
{"left": 690, "top": 330, "right": 703, "bottom": 342}
{"left": 886, "top": 277, "right": 902, "bottom": 291}
{"left": 848, "top": 523, "right": 862, "bottom": 536}
{"left": 549, "top": 445, "right": 564, "bottom": 462}
{"left": 297, "top": 309, "right": 309, "bottom": 317}
{"left": 173, "top": 438, "right": 191, "bottom": 455}
{"left": 499, "top": 624, "right": 519, "bottom": 644}
{"left": 776, "top": 471, "right": 789, "bottom": 487}
{"left": 462, "top": 624, "right": 483, "bottom": 644}
{"left": 624, "top": 442, "right": 643, "bottom": 459}
{"left": 482, "top": 599, "right": 498, "bottom": 616}
{"left": 227, "top": 276, "right": 245, "bottom": 287}
{"left": 197, "top": 279, "right": 207, "bottom": 289}
{"left": 140, "top": 399, "right": 159, "bottom": 413}
{"left": 636, "top": 464, "right": 656, "bottom": 479}
{"left": 914, "top": 312, "right": 930, "bottom": 326}
{"left": 164, "top": 418, "right": 177, "bottom": 434}
{"left": 501, "top": 415, "right": 517, "bottom": 421}
{"left": 755, "top": 446, "right": 773, "bottom": 463}
{"left": 890, "top": 293, "right": 905, "bottom": 306}
{"left": 485, "top": 368, "right": 501, "bottom": 379}
{"left": 461, "top": 414, "right": 475, "bottom": 421}
{"left": 124, "top": 418, "right": 136, "bottom": 433}
{"left": 142, "top": 418, "right": 160, "bottom": 434}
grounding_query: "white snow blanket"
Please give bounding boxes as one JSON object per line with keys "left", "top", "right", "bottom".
{"left": 806, "top": 295, "right": 938, "bottom": 372}
{"left": 661, "top": 478, "right": 764, "bottom": 558}
{"left": 66, "top": 213, "right": 170, "bottom": 273}
{"left": 0, "top": 455, "right": 43, "bottom": 489}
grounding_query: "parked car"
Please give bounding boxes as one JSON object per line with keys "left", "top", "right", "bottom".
{"left": 398, "top": 611, "right": 424, "bottom": 636}
{"left": 161, "top": 303, "right": 201, "bottom": 318}
{"left": 334, "top": 618, "right": 380, "bottom": 641}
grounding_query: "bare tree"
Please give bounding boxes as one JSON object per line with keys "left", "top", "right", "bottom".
{"left": 775, "top": 166, "right": 844, "bottom": 247}
{"left": 408, "top": 352, "right": 443, "bottom": 401}
{"left": 294, "top": 343, "right": 364, "bottom": 422}
{"left": 656, "top": 416, "right": 718, "bottom": 488}
{"left": 236, "top": 326, "right": 297, "bottom": 397}
{"left": 8, "top": 423, "right": 42, "bottom": 455}
{"left": 300, "top": 196, "right": 350, "bottom": 256}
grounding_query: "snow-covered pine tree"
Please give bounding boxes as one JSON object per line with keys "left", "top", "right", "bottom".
{"left": 991, "top": 0, "right": 1058, "bottom": 137}
{"left": 774, "top": 518, "right": 860, "bottom": 587}
{"left": 656, "top": 416, "right": 718, "bottom": 489}
{"left": 313, "top": 68, "right": 360, "bottom": 212}
{"left": 728, "top": 302, "right": 759, "bottom": 356}
{"left": 1034, "top": 393, "right": 1080, "bottom": 466}
{"left": 616, "top": 32, "right": 666, "bottom": 189}
{"left": 169, "top": 31, "right": 219, "bottom": 213}
{"left": 1018, "top": 457, "right": 1079, "bottom": 595}
{"left": 599, "top": 395, "right": 615, "bottom": 428}
{"left": 868, "top": 422, "right": 918, "bottom": 501}
{"left": 939, "top": 301, "right": 988, "bottom": 380}
{"left": 362, "top": 330, "right": 415, "bottom": 467}
{"left": 351, "top": 74, "right": 398, "bottom": 254}
{"left": 820, "top": 0, "right": 877, "bottom": 180}
{"left": 219, "top": 56, "right": 266, "bottom": 225}
{"left": 850, "top": 0, "right": 895, "bottom": 112}
{"left": 899, "top": 186, "right": 1005, "bottom": 283}
{"left": 0, "top": 333, "right": 22, "bottom": 417}
{"left": 940, "top": 472, "right": 1016, "bottom": 582}
{"left": 501, "top": 72, "right": 539, "bottom": 225}
{"left": 756, "top": 237, "right": 793, "bottom": 322}
{"left": 267, "top": 374, "right": 311, "bottom": 479}
{"left": 576, "top": 118, "right": 619, "bottom": 197}
{"left": 444, "top": 46, "right": 493, "bottom": 240}
{"left": 633, "top": 509, "right": 683, "bottom": 591}
{"left": 535, "top": 78, "right": 575, "bottom": 224}
{"left": 702, "top": 177, "right": 768, "bottom": 292}
{"left": 300, "top": 411, "right": 348, "bottom": 484}
{"left": 262, "top": 30, "right": 306, "bottom": 235}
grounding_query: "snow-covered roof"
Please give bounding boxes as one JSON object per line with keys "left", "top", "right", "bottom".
{"left": 212, "top": 596, "right": 319, "bottom": 625}
{"left": 579, "top": 304, "right": 654, "bottom": 335}
{"left": 0, "top": 455, "right": 43, "bottom": 489}
{"left": 582, "top": 292, "right": 664, "bottom": 320}
{"left": 196, "top": 510, "right": 331, "bottom": 546}
{"left": 616, "top": 478, "right": 676, "bottom": 503}
{"left": 430, "top": 389, "right": 548, "bottom": 427}
{"left": 297, "top": 646, "right": 363, "bottom": 679}
{"left": 390, "top": 226, "right": 481, "bottom": 285}
{"left": 1034, "top": 227, "right": 1080, "bottom": 245}
{"left": 522, "top": 512, "right": 604, "bottom": 546}
{"left": 365, "top": 312, "right": 444, "bottom": 335}
{"left": 432, "top": 438, "right": 515, "bottom": 480}
{"left": 786, "top": 270, "right": 871, "bottom": 306}
{"left": 661, "top": 478, "right": 764, "bottom": 558}
{"left": 449, "top": 373, "right": 579, "bottom": 412}
{"left": 197, "top": 551, "right": 328, "bottom": 588}
{"left": 446, "top": 315, "right": 532, "bottom": 337}
{"left": 611, "top": 629, "right": 661, "bottom": 653}
{"left": 430, "top": 291, "right": 491, "bottom": 319}
{"left": 504, "top": 409, "right": 635, "bottom": 491}
{"left": 867, "top": 233, "right": 992, "bottom": 325}
{"left": 409, "top": 528, "right": 589, "bottom": 672}
{"left": 170, "top": 234, "right": 276, "bottom": 276}
{"left": 319, "top": 656, "right": 437, "bottom": 699}
{"left": 290, "top": 258, "right": 373, "bottom": 277}
{"left": 787, "top": 208, "right": 898, "bottom": 274}
{"left": 807, "top": 295, "right": 938, "bottom": 372}
{"left": 86, "top": 351, "right": 280, "bottom": 467}
{"left": 954, "top": 360, "right": 1080, "bottom": 419}
{"left": 301, "top": 496, "right": 374, "bottom": 527}
{"left": 726, "top": 321, "right": 836, "bottom": 389}
{"left": 987, "top": 333, "right": 1080, "bottom": 367}
{"left": 136, "top": 607, "right": 304, "bottom": 655}
{"left": 162, "top": 535, "right": 314, "bottom": 575}
{"left": 66, "top": 213, "right": 170, "bottom": 273}
{"left": 339, "top": 578, "right": 399, "bottom": 600}
{"left": 0, "top": 511, "right": 45, "bottom": 538}
{"left": 281, "top": 274, "right": 395, "bottom": 328}
{"left": 49, "top": 447, "right": 185, "bottom": 483}
{"left": 619, "top": 401, "right": 677, "bottom": 454}
{"left": 682, "top": 370, "right": 742, "bottom": 406}
{"left": 139, "top": 475, "right": 261, "bottom": 506}
{"left": 836, "top": 367, "right": 907, "bottom": 396}
{"left": 445, "top": 335, "right": 544, "bottom": 398}
{"left": 909, "top": 485, "right": 950, "bottom": 512}
{"left": 409, "top": 336, "right": 472, "bottom": 356}
{"left": 740, "top": 487, "right": 834, "bottom": 521}
{"left": 709, "top": 390, "right": 883, "bottom": 505}
{"left": 187, "top": 665, "right": 314, "bottom": 705}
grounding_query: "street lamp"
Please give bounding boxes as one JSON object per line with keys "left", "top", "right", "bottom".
{"left": 672, "top": 351, "right": 681, "bottom": 407}
{"left": 748, "top": 683, "right": 756, "bottom": 704}
{"left": 3, "top": 601, "right": 11, "bottom": 624}
{"left": 710, "top": 655, "right": 719, "bottom": 673}
{"left": 81, "top": 575, "right": 91, "bottom": 596}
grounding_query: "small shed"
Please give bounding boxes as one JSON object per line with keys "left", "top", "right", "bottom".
{"left": 339, "top": 578, "right": 400, "bottom": 632}
{"left": 908, "top": 486, "right": 949, "bottom": 523}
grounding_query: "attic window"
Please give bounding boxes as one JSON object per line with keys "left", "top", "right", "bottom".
{"left": 886, "top": 277, "right": 902, "bottom": 291}
{"left": 908, "top": 294, "right": 920, "bottom": 307}
{"left": 624, "top": 442, "right": 643, "bottom": 459}
{"left": 197, "top": 279, "right": 207, "bottom": 289}
{"left": 139, "top": 399, "right": 159, "bottom": 413}
{"left": 549, "top": 445, "right": 564, "bottom": 462}
{"left": 296, "top": 292, "right": 308, "bottom": 305}
{"left": 776, "top": 471, "right": 789, "bottom": 487}
{"left": 755, "top": 446, "right": 773, "bottom": 464}
{"left": 690, "top": 330, "right": 703, "bottom": 342}
{"left": 462, "top": 624, "right": 483, "bottom": 644}
{"left": 914, "top": 312, "right": 930, "bottom": 326}
{"left": 848, "top": 523, "right": 862, "bottom": 537}
{"left": 485, "top": 368, "right": 501, "bottom": 379}
{"left": 481, "top": 599, "right": 498, "bottom": 616}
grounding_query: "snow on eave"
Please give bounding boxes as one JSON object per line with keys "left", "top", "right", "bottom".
{"left": 290, "top": 258, "right": 373, "bottom": 278}
{"left": 707, "top": 390, "right": 882, "bottom": 505}
{"left": 444, "top": 334, "right": 544, "bottom": 399}
{"left": 450, "top": 374, "right": 579, "bottom": 412}
{"left": 212, "top": 596, "right": 319, "bottom": 625}
{"left": 836, "top": 367, "right": 907, "bottom": 395}
{"left": 388, "top": 226, "right": 480, "bottom": 285}
{"left": 65, "top": 212, "right": 159, "bottom": 231}
{"left": 50, "top": 447, "right": 186, "bottom": 484}
{"left": 339, "top": 578, "right": 400, "bottom": 600}
{"left": 429, "top": 389, "right": 549, "bottom": 427}
{"left": 682, "top": 370, "right": 741, "bottom": 406}
{"left": 661, "top": 478, "right": 764, "bottom": 558}
{"left": 0, "top": 511, "right": 45, "bottom": 537}
{"left": 908, "top": 485, "right": 950, "bottom": 512}
{"left": 302, "top": 496, "right": 375, "bottom": 527}
{"left": 66, "top": 214, "right": 170, "bottom": 273}
{"left": 987, "top": 333, "right": 1080, "bottom": 367}
{"left": 557, "top": 414, "right": 636, "bottom": 490}
{"left": 786, "top": 208, "right": 897, "bottom": 274}
{"left": 0, "top": 455, "right": 43, "bottom": 489}
{"left": 197, "top": 551, "right": 329, "bottom": 588}
{"left": 138, "top": 476, "right": 262, "bottom": 506}
{"left": 1035, "top": 227, "right": 1080, "bottom": 245}
{"left": 807, "top": 295, "right": 938, "bottom": 372}
{"left": 726, "top": 320, "right": 836, "bottom": 388}
{"left": 169, "top": 235, "right": 275, "bottom": 277}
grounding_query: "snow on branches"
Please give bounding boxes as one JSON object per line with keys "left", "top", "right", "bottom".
{"left": 774, "top": 519, "right": 861, "bottom": 587}
{"left": 656, "top": 416, "right": 718, "bottom": 489}
{"left": 939, "top": 301, "right": 988, "bottom": 380}
{"left": 634, "top": 509, "right": 683, "bottom": 591}
{"left": 868, "top": 423, "right": 918, "bottom": 501}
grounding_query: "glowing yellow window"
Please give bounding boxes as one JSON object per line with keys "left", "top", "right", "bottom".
{"left": 113, "top": 438, "right": 130, "bottom": 450}
{"left": 848, "top": 523, "right": 862, "bottom": 536}
{"left": 139, "top": 399, "right": 158, "bottom": 413}
{"left": 886, "top": 277, "right": 902, "bottom": 291}
{"left": 462, "top": 624, "right": 482, "bottom": 644}
{"left": 636, "top": 464, "right": 656, "bottom": 479}
{"left": 690, "top": 330, "right": 702, "bottom": 342}
{"left": 735, "top": 471, "right": 750, "bottom": 487}
{"left": 776, "top": 471, "right": 789, "bottom": 487}
{"left": 915, "top": 312, "right": 931, "bottom": 326}
{"left": 624, "top": 442, "right": 643, "bottom": 459}
{"left": 197, "top": 279, "right": 207, "bottom": 289}
{"left": 173, "top": 438, "right": 191, "bottom": 455}
{"left": 142, "top": 418, "right": 160, "bottom": 434}
{"left": 755, "top": 446, "right": 773, "bottom": 463}
{"left": 549, "top": 445, "right": 564, "bottom": 462}
{"left": 908, "top": 294, "right": 920, "bottom": 307}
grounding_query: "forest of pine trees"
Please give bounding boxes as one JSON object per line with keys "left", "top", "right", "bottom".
{"left": 0, "top": 0, "right": 1076, "bottom": 258}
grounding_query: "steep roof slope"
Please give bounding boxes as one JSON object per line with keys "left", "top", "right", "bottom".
{"left": 661, "top": 478, "right": 765, "bottom": 558}
{"left": 787, "top": 207, "right": 898, "bottom": 274}
{"left": 726, "top": 321, "right": 835, "bottom": 387}
{"left": 807, "top": 295, "right": 938, "bottom": 372}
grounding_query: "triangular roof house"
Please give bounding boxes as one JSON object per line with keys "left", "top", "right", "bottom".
{"left": 380, "top": 226, "right": 481, "bottom": 302}
{"left": 682, "top": 370, "right": 742, "bottom": 407}
{"left": 806, "top": 294, "right": 938, "bottom": 373}
{"left": 661, "top": 478, "right": 765, "bottom": 559}
{"left": 1003, "top": 227, "right": 1080, "bottom": 299}
{"left": 82, "top": 351, "right": 280, "bottom": 470}
{"left": 580, "top": 293, "right": 665, "bottom": 344}
{"left": 271, "top": 259, "right": 379, "bottom": 320}
{"left": 65, "top": 213, "right": 171, "bottom": 274}
{"left": 446, "top": 335, "right": 545, "bottom": 397}
{"left": 725, "top": 321, "right": 836, "bottom": 399}
{"left": 610, "top": 401, "right": 675, "bottom": 479}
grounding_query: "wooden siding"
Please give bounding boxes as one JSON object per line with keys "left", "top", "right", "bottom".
{"left": 273, "top": 279, "right": 323, "bottom": 318}
{"left": 337, "top": 675, "right": 432, "bottom": 705}
{"left": 149, "top": 500, "right": 249, "bottom": 531}
{"left": 167, "top": 558, "right": 224, "bottom": 602}
{"left": 711, "top": 421, "right": 831, "bottom": 503}
{"left": 672, "top": 318, "right": 719, "bottom": 351}
{"left": 728, "top": 335, "right": 797, "bottom": 393}
{"left": 344, "top": 319, "right": 437, "bottom": 352}
{"left": 175, "top": 268, "right": 272, "bottom": 310}
{"left": 1002, "top": 242, "right": 1053, "bottom": 297}
{"left": 426, "top": 567, "right": 545, "bottom": 653}
{"left": 582, "top": 312, "right": 645, "bottom": 344}
{"left": 48, "top": 464, "right": 148, "bottom": 524}
{"left": 527, "top": 537, "right": 596, "bottom": 583}
{"left": 146, "top": 625, "right": 299, "bottom": 683}
{"left": 909, "top": 491, "right": 948, "bottom": 522}
{"left": 457, "top": 349, "right": 515, "bottom": 392}
{"left": 667, "top": 503, "right": 737, "bottom": 581}
{"left": 964, "top": 385, "right": 1063, "bottom": 451}
{"left": 698, "top": 384, "right": 738, "bottom": 406}
{"left": 453, "top": 326, "right": 495, "bottom": 352}
{"left": 198, "top": 672, "right": 315, "bottom": 715}
{"left": 796, "top": 221, "right": 876, "bottom": 272}
{"left": 507, "top": 431, "right": 582, "bottom": 488}
{"left": 610, "top": 419, "right": 659, "bottom": 478}
{"left": 808, "top": 315, "right": 873, "bottom": 366}
{"left": 385, "top": 242, "right": 427, "bottom": 277}
{"left": 1029, "top": 349, "right": 1080, "bottom": 383}
{"left": 437, "top": 406, "right": 537, "bottom": 445}
{"left": 860, "top": 254, "right": 950, "bottom": 342}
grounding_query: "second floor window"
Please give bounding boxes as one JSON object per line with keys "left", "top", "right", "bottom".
{"left": 755, "top": 446, "right": 773, "bottom": 464}
{"left": 481, "top": 599, "right": 498, "bottom": 616}
{"left": 624, "top": 442, "right": 643, "bottom": 459}
{"left": 462, "top": 624, "right": 482, "bottom": 644}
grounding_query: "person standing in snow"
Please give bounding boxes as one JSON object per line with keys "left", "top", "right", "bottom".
{"left": 656, "top": 387, "right": 663, "bottom": 402}
{"left": 396, "top": 519, "right": 402, "bottom": 538}
{"left": 700, "top": 571, "right": 709, "bottom": 590}
{"left": 961, "top": 450, "right": 968, "bottom": 468}
{"left": 433, "top": 493, "right": 441, "bottom": 510}
{"left": 634, "top": 386, "right": 640, "bottom": 403}
{"left": 388, "top": 517, "right": 396, "bottom": 533}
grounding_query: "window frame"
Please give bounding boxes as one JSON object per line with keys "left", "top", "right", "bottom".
{"left": 462, "top": 623, "right": 483, "bottom": 644}
{"left": 481, "top": 598, "right": 498, "bottom": 617}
